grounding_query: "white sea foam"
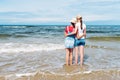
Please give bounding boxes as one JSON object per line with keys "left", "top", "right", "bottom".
{"left": 2, "top": 69, "right": 120, "bottom": 80}
{"left": 0, "top": 43, "right": 64, "bottom": 53}
{"left": 2, "top": 26, "right": 27, "bottom": 29}
{"left": 5, "top": 70, "right": 93, "bottom": 78}
{"left": 15, "top": 73, "right": 36, "bottom": 77}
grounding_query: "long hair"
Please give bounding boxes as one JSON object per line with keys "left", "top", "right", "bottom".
{"left": 80, "top": 18, "right": 83, "bottom": 30}
{"left": 71, "top": 23, "right": 75, "bottom": 28}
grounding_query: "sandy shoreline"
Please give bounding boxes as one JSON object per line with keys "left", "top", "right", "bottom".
{"left": 0, "top": 69, "right": 120, "bottom": 80}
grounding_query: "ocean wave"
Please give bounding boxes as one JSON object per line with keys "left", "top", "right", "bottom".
{"left": 0, "top": 34, "right": 12, "bottom": 38}
{"left": 0, "top": 42, "right": 117, "bottom": 53}
{"left": 0, "top": 43, "right": 64, "bottom": 53}
{"left": 0, "top": 33, "right": 30, "bottom": 38}
{"left": 87, "top": 30, "right": 108, "bottom": 33}
{"left": 87, "top": 30, "right": 120, "bottom": 33}
{"left": 0, "top": 69, "right": 120, "bottom": 80}
{"left": 15, "top": 31, "right": 35, "bottom": 34}
{"left": 2, "top": 26, "right": 27, "bottom": 29}
{"left": 13, "top": 34, "right": 30, "bottom": 38}
{"left": 87, "top": 36, "right": 120, "bottom": 41}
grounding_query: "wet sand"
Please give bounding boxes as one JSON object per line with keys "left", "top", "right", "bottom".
{"left": 0, "top": 69, "right": 120, "bottom": 80}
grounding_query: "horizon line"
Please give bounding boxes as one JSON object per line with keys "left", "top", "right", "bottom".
{"left": 0, "top": 24, "right": 120, "bottom": 26}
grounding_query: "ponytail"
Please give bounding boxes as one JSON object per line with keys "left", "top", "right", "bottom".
{"left": 76, "top": 16, "right": 83, "bottom": 29}
{"left": 80, "top": 19, "right": 83, "bottom": 30}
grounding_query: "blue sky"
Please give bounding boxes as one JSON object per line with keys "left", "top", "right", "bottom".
{"left": 0, "top": 0, "right": 120, "bottom": 25}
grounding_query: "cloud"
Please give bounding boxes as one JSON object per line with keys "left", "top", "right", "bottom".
{"left": 0, "top": 0, "right": 120, "bottom": 24}
{"left": 68, "top": 0, "right": 120, "bottom": 22}
{"left": 84, "top": 14, "right": 111, "bottom": 21}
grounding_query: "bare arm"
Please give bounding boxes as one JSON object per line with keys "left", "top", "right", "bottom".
{"left": 64, "top": 31, "right": 68, "bottom": 37}
{"left": 83, "top": 28, "right": 86, "bottom": 38}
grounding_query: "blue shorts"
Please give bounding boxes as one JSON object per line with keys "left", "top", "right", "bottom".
{"left": 75, "top": 38, "right": 85, "bottom": 46}
{"left": 65, "top": 37, "right": 75, "bottom": 48}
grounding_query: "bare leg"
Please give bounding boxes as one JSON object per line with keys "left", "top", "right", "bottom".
{"left": 66, "top": 49, "right": 69, "bottom": 66}
{"left": 69, "top": 49, "right": 73, "bottom": 65}
{"left": 80, "top": 46, "right": 84, "bottom": 67}
{"left": 75, "top": 47, "right": 78, "bottom": 65}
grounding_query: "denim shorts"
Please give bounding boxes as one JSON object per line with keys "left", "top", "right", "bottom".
{"left": 65, "top": 37, "right": 75, "bottom": 48}
{"left": 75, "top": 38, "right": 85, "bottom": 46}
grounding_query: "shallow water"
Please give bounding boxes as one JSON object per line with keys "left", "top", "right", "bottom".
{"left": 0, "top": 41, "right": 120, "bottom": 80}
{"left": 0, "top": 25, "right": 120, "bottom": 80}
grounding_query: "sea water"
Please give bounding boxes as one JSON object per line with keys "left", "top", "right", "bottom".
{"left": 0, "top": 25, "right": 120, "bottom": 80}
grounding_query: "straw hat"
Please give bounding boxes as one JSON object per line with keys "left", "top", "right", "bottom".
{"left": 76, "top": 15, "right": 82, "bottom": 19}
{"left": 70, "top": 18, "right": 76, "bottom": 23}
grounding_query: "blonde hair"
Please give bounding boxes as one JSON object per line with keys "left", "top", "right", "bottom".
{"left": 76, "top": 15, "right": 82, "bottom": 29}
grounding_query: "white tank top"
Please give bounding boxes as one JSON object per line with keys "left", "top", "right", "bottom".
{"left": 76, "top": 22, "right": 86, "bottom": 39}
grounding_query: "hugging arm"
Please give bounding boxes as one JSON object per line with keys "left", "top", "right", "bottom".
{"left": 67, "top": 26, "right": 78, "bottom": 36}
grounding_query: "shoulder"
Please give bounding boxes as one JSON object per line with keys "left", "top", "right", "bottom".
{"left": 75, "top": 23, "right": 80, "bottom": 28}
{"left": 83, "top": 23, "right": 86, "bottom": 29}
{"left": 65, "top": 25, "right": 70, "bottom": 29}
{"left": 76, "top": 22, "right": 80, "bottom": 26}
{"left": 65, "top": 26, "right": 68, "bottom": 30}
{"left": 66, "top": 25, "right": 71, "bottom": 28}
{"left": 65, "top": 25, "right": 73, "bottom": 30}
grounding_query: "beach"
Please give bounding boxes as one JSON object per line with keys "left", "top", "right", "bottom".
{"left": 0, "top": 25, "right": 120, "bottom": 80}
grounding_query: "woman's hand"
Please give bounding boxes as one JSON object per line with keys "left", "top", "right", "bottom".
{"left": 76, "top": 33, "right": 83, "bottom": 39}
{"left": 64, "top": 31, "right": 68, "bottom": 37}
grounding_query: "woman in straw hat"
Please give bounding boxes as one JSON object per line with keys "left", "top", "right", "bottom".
{"left": 64, "top": 18, "right": 76, "bottom": 66}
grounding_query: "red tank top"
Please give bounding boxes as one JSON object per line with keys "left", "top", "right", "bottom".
{"left": 65, "top": 25, "right": 74, "bottom": 33}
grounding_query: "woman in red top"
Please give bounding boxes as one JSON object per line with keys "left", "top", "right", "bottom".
{"left": 64, "top": 18, "right": 76, "bottom": 66}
